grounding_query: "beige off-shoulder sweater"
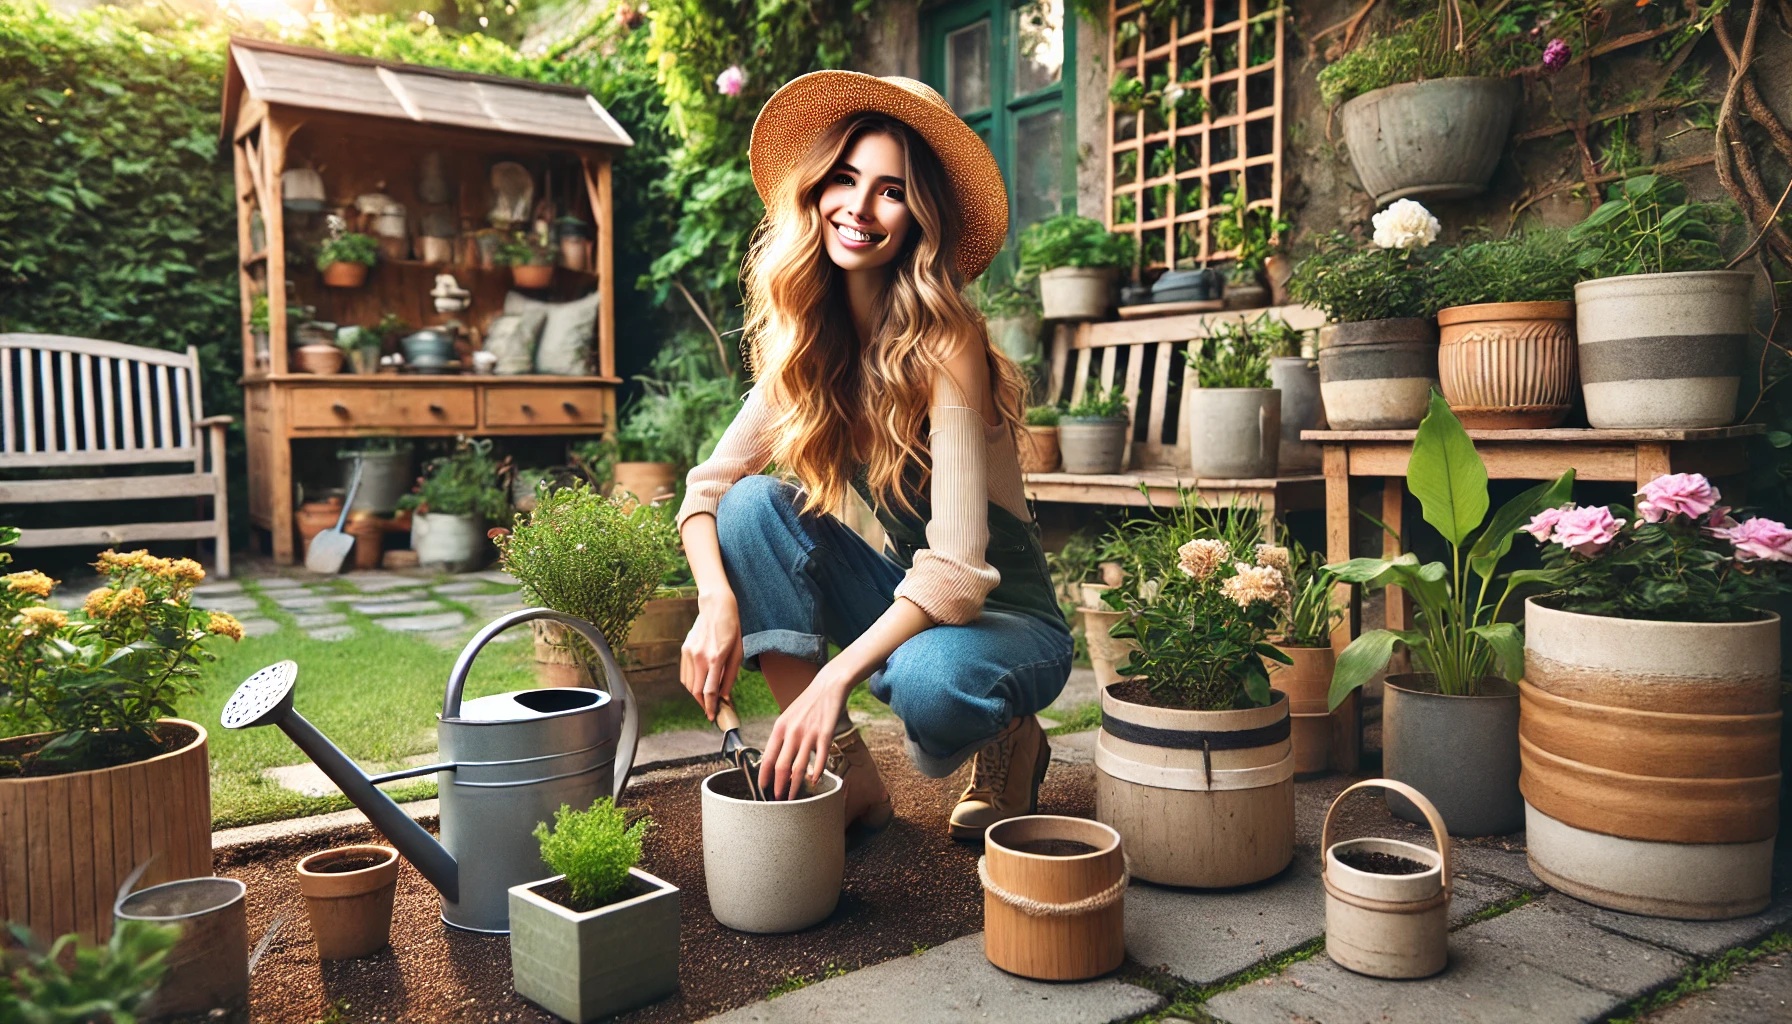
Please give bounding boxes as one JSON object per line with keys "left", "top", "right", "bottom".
{"left": 675, "top": 380, "right": 1030, "bottom": 625}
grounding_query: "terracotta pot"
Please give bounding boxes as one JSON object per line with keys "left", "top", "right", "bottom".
{"left": 982, "top": 815, "right": 1126, "bottom": 981}
{"left": 1266, "top": 643, "right": 1337, "bottom": 776}
{"left": 1038, "top": 266, "right": 1117, "bottom": 320}
{"left": 296, "top": 344, "right": 345, "bottom": 375}
{"left": 1018, "top": 425, "right": 1060, "bottom": 474}
{"left": 1058, "top": 417, "right": 1129, "bottom": 474}
{"left": 1264, "top": 254, "right": 1294, "bottom": 306}
{"left": 1094, "top": 685, "right": 1294, "bottom": 887}
{"left": 1574, "top": 270, "right": 1751, "bottom": 428}
{"left": 1384, "top": 674, "right": 1522, "bottom": 837}
{"left": 297, "top": 497, "right": 345, "bottom": 552}
{"left": 1317, "top": 319, "right": 1439, "bottom": 430}
{"left": 1339, "top": 76, "right": 1520, "bottom": 206}
{"left": 611, "top": 461, "right": 678, "bottom": 503}
{"left": 297, "top": 845, "right": 400, "bottom": 960}
{"left": 344, "top": 512, "right": 386, "bottom": 570}
{"left": 1437, "top": 300, "right": 1577, "bottom": 429}
{"left": 115, "top": 877, "right": 248, "bottom": 1021}
{"left": 512, "top": 264, "right": 556, "bottom": 290}
{"left": 1520, "top": 599, "right": 1781, "bottom": 919}
{"left": 701, "top": 769, "right": 844, "bottom": 933}
{"left": 321, "top": 261, "right": 368, "bottom": 288}
{"left": 533, "top": 619, "right": 596, "bottom": 689}
{"left": 1323, "top": 780, "right": 1450, "bottom": 979}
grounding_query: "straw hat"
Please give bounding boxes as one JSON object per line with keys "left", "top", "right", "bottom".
{"left": 749, "top": 70, "right": 1009, "bottom": 282}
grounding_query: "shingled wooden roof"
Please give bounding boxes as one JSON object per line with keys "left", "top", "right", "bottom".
{"left": 221, "top": 36, "right": 633, "bottom": 148}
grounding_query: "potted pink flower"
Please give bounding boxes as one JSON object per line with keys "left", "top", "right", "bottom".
{"left": 1518, "top": 472, "right": 1789, "bottom": 921}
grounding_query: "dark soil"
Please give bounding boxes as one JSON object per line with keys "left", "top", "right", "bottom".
{"left": 529, "top": 874, "right": 660, "bottom": 915}
{"left": 1107, "top": 679, "right": 1283, "bottom": 713}
{"left": 310, "top": 856, "right": 386, "bottom": 874}
{"left": 0, "top": 721, "right": 197, "bottom": 778}
{"left": 1336, "top": 849, "right": 1429, "bottom": 875}
{"left": 222, "top": 721, "right": 1095, "bottom": 1023}
{"left": 1009, "top": 839, "right": 1099, "bottom": 857}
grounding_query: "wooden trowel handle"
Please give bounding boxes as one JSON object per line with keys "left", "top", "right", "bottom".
{"left": 715, "top": 697, "right": 741, "bottom": 733}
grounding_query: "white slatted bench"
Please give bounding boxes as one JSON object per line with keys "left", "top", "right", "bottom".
{"left": 0, "top": 335, "right": 232, "bottom": 576}
{"left": 1029, "top": 305, "right": 1328, "bottom": 523}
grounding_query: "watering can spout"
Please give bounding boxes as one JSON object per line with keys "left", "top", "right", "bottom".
{"left": 219, "top": 662, "right": 459, "bottom": 903}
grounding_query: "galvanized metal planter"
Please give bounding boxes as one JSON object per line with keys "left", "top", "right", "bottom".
{"left": 509, "top": 867, "right": 680, "bottom": 1023}
{"left": 1383, "top": 675, "right": 1522, "bottom": 837}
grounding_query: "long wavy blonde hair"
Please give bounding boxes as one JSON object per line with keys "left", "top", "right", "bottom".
{"left": 741, "top": 114, "right": 1027, "bottom": 519}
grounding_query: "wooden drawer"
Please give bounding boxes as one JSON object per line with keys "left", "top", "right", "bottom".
{"left": 484, "top": 387, "right": 608, "bottom": 428}
{"left": 289, "top": 388, "right": 478, "bottom": 430}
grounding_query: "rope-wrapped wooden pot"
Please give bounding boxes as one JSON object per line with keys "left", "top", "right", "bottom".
{"left": 980, "top": 815, "right": 1126, "bottom": 981}
{"left": 1323, "top": 779, "right": 1450, "bottom": 979}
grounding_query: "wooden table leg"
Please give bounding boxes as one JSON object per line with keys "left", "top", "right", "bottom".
{"left": 1323, "top": 445, "right": 1361, "bottom": 772}
{"left": 1636, "top": 442, "right": 1671, "bottom": 490}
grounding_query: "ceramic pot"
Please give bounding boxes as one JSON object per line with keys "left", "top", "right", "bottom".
{"left": 115, "top": 877, "right": 249, "bottom": 1021}
{"left": 509, "top": 868, "right": 680, "bottom": 1022}
{"left": 1339, "top": 76, "right": 1520, "bottom": 206}
{"left": 1039, "top": 267, "right": 1117, "bottom": 321}
{"left": 344, "top": 513, "right": 385, "bottom": 571}
{"left": 1080, "top": 606, "right": 1136, "bottom": 688}
{"left": 412, "top": 512, "right": 489, "bottom": 572}
{"left": 1058, "top": 417, "right": 1129, "bottom": 474}
{"left": 701, "top": 769, "right": 845, "bottom": 933}
{"left": 401, "top": 330, "right": 456, "bottom": 370}
{"left": 611, "top": 461, "right": 678, "bottom": 503}
{"left": 512, "top": 264, "right": 556, "bottom": 290}
{"left": 1317, "top": 319, "right": 1439, "bottom": 430}
{"left": 1268, "top": 356, "right": 1324, "bottom": 470}
{"left": 1383, "top": 674, "right": 1522, "bottom": 837}
{"left": 1437, "top": 301, "right": 1577, "bottom": 428}
{"left": 296, "top": 344, "right": 345, "bottom": 375}
{"left": 1574, "top": 270, "right": 1751, "bottom": 428}
{"left": 1224, "top": 282, "right": 1269, "bottom": 310}
{"left": 1184, "top": 387, "right": 1280, "bottom": 479}
{"left": 982, "top": 815, "right": 1127, "bottom": 981}
{"left": 1018, "top": 425, "right": 1060, "bottom": 474}
{"left": 560, "top": 236, "right": 593, "bottom": 272}
{"left": 1520, "top": 599, "right": 1780, "bottom": 919}
{"left": 322, "top": 262, "right": 368, "bottom": 288}
{"left": 419, "top": 236, "right": 455, "bottom": 264}
{"left": 1266, "top": 643, "right": 1337, "bottom": 776}
{"left": 296, "top": 845, "right": 400, "bottom": 960}
{"left": 1323, "top": 780, "right": 1450, "bottom": 979}
{"left": 1095, "top": 685, "right": 1295, "bottom": 887}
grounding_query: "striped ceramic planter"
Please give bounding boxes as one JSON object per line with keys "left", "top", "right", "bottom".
{"left": 1574, "top": 271, "right": 1751, "bottom": 428}
{"left": 1437, "top": 301, "right": 1576, "bottom": 429}
{"left": 1317, "top": 319, "right": 1439, "bottom": 430}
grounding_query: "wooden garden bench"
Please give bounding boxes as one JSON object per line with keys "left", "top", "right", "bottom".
{"left": 0, "top": 334, "right": 233, "bottom": 576}
{"left": 1028, "top": 305, "right": 1328, "bottom": 524}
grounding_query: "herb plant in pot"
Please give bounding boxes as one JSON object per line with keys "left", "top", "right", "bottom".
{"left": 510, "top": 800, "right": 677, "bottom": 1022}
{"left": 317, "top": 231, "right": 378, "bottom": 288}
{"left": 1266, "top": 544, "right": 1346, "bottom": 776}
{"left": 975, "top": 274, "right": 1045, "bottom": 363}
{"left": 1059, "top": 385, "right": 1130, "bottom": 475}
{"left": 1430, "top": 230, "right": 1580, "bottom": 428}
{"left": 1183, "top": 313, "right": 1281, "bottom": 479}
{"left": 398, "top": 437, "right": 509, "bottom": 572}
{"left": 1517, "top": 474, "right": 1788, "bottom": 919}
{"left": 1018, "top": 214, "right": 1135, "bottom": 321}
{"left": 1019, "top": 404, "right": 1062, "bottom": 474}
{"left": 1097, "top": 504, "right": 1297, "bottom": 887}
{"left": 1567, "top": 175, "right": 1748, "bottom": 428}
{"left": 1327, "top": 394, "right": 1574, "bottom": 837}
{"left": 497, "top": 231, "right": 558, "bottom": 290}
{"left": 1290, "top": 204, "right": 1442, "bottom": 429}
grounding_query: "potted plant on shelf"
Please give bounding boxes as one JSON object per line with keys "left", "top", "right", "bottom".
{"left": 1058, "top": 385, "right": 1130, "bottom": 475}
{"left": 296, "top": 845, "right": 401, "bottom": 960}
{"left": 1261, "top": 316, "right": 1324, "bottom": 470}
{"left": 1566, "top": 175, "right": 1748, "bottom": 429}
{"left": 1183, "top": 313, "right": 1281, "bottom": 479}
{"left": 0, "top": 532, "right": 242, "bottom": 943}
{"left": 1097, "top": 502, "right": 1297, "bottom": 887}
{"left": 1429, "top": 229, "right": 1581, "bottom": 428}
{"left": 397, "top": 437, "right": 509, "bottom": 572}
{"left": 510, "top": 799, "right": 677, "bottom": 1022}
{"left": 1516, "top": 473, "right": 1788, "bottom": 920}
{"left": 1210, "top": 188, "right": 1290, "bottom": 308}
{"left": 317, "top": 231, "right": 378, "bottom": 288}
{"left": 1019, "top": 404, "right": 1062, "bottom": 474}
{"left": 1289, "top": 201, "right": 1442, "bottom": 429}
{"left": 973, "top": 274, "right": 1045, "bottom": 363}
{"left": 498, "top": 231, "right": 558, "bottom": 290}
{"left": 555, "top": 216, "right": 595, "bottom": 272}
{"left": 1267, "top": 542, "right": 1345, "bottom": 776}
{"left": 1326, "top": 393, "right": 1573, "bottom": 837}
{"left": 1017, "top": 214, "right": 1135, "bottom": 321}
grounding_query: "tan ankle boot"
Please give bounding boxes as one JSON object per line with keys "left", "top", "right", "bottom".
{"left": 830, "top": 725, "right": 894, "bottom": 834}
{"left": 949, "top": 715, "right": 1050, "bottom": 840}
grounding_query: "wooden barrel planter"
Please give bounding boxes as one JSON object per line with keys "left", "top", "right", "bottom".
{"left": 1266, "top": 643, "right": 1336, "bottom": 777}
{"left": 1094, "top": 684, "right": 1295, "bottom": 887}
{"left": 1323, "top": 780, "right": 1450, "bottom": 979}
{"left": 1520, "top": 599, "right": 1782, "bottom": 919}
{"left": 981, "top": 815, "right": 1126, "bottom": 981}
{"left": 0, "top": 719, "right": 212, "bottom": 943}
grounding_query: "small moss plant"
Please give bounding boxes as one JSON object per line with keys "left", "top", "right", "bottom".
{"left": 533, "top": 798, "right": 653, "bottom": 911}
{"left": 1065, "top": 385, "right": 1128, "bottom": 420}
{"left": 1023, "top": 404, "right": 1062, "bottom": 427}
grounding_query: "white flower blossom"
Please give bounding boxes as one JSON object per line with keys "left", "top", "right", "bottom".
{"left": 1371, "top": 199, "right": 1441, "bottom": 250}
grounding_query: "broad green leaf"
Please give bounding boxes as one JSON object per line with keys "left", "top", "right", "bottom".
{"left": 1468, "top": 622, "right": 1524, "bottom": 682}
{"left": 1330, "top": 629, "right": 1402, "bottom": 710}
{"left": 1467, "top": 470, "right": 1575, "bottom": 582}
{"left": 1408, "top": 392, "right": 1489, "bottom": 547}
{"left": 1243, "top": 661, "right": 1271, "bottom": 707}
{"left": 1324, "top": 556, "right": 1404, "bottom": 585}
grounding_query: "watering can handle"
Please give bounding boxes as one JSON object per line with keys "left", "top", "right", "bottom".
{"left": 441, "top": 607, "right": 639, "bottom": 801}
{"left": 1320, "top": 778, "right": 1451, "bottom": 896}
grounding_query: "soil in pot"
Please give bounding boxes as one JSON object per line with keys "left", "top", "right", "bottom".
{"left": 1010, "top": 839, "right": 1100, "bottom": 857}
{"left": 312, "top": 855, "right": 386, "bottom": 874}
{"left": 533, "top": 872, "right": 658, "bottom": 914}
{"left": 1335, "top": 849, "right": 1427, "bottom": 875}
{"left": 0, "top": 719, "right": 197, "bottom": 777}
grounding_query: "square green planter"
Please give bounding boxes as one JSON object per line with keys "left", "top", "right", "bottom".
{"left": 509, "top": 868, "right": 680, "bottom": 1022}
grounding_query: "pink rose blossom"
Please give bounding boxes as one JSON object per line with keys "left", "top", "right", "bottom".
{"left": 716, "top": 65, "right": 747, "bottom": 97}
{"left": 1525, "top": 506, "right": 1568, "bottom": 542}
{"left": 1635, "top": 473, "right": 1720, "bottom": 524}
{"left": 1703, "top": 504, "right": 1740, "bottom": 536}
{"left": 1542, "top": 38, "right": 1571, "bottom": 72}
{"left": 1723, "top": 518, "right": 1792, "bottom": 562}
{"left": 1552, "top": 505, "right": 1625, "bottom": 557}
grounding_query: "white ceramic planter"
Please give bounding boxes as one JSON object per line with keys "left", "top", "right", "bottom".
{"left": 1039, "top": 267, "right": 1117, "bottom": 321}
{"left": 509, "top": 868, "right": 680, "bottom": 1022}
{"left": 412, "top": 512, "right": 489, "bottom": 572}
{"left": 1574, "top": 270, "right": 1751, "bottom": 428}
{"left": 1058, "top": 417, "right": 1129, "bottom": 474}
{"left": 702, "top": 769, "right": 844, "bottom": 933}
{"left": 1184, "top": 387, "right": 1280, "bottom": 479}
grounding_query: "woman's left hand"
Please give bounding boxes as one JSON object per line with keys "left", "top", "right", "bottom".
{"left": 760, "top": 665, "right": 853, "bottom": 801}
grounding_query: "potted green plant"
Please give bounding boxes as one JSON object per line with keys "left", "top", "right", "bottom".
{"left": 397, "top": 437, "right": 509, "bottom": 572}
{"left": 1429, "top": 229, "right": 1581, "bottom": 428}
{"left": 1566, "top": 175, "right": 1748, "bottom": 428}
{"left": 610, "top": 358, "right": 742, "bottom": 502}
{"left": 1326, "top": 393, "right": 1574, "bottom": 837}
{"left": 509, "top": 799, "right": 677, "bottom": 1022}
{"left": 1183, "top": 313, "right": 1281, "bottom": 479}
{"left": 0, "top": 919, "right": 179, "bottom": 1021}
{"left": 1097, "top": 502, "right": 1296, "bottom": 886}
{"left": 1019, "top": 404, "right": 1061, "bottom": 474}
{"left": 0, "top": 532, "right": 242, "bottom": 943}
{"left": 1517, "top": 473, "right": 1788, "bottom": 920}
{"left": 973, "top": 274, "right": 1045, "bottom": 362}
{"left": 1058, "top": 384, "right": 1130, "bottom": 474}
{"left": 1017, "top": 214, "right": 1135, "bottom": 321}
{"left": 317, "top": 232, "right": 378, "bottom": 288}
{"left": 497, "top": 231, "right": 557, "bottom": 290}
{"left": 1266, "top": 543, "right": 1344, "bottom": 776}
{"left": 1210, "top": 187, "right": 1290, "bottom": 306}
{"left": 1289, "top": 203, "right": 1442, "bottom": 429}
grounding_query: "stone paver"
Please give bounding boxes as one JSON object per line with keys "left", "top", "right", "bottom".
{"left": 192, "top": 580, "right": 244, "bottom": 597}
{"left": 374, "top": 610, "right": 466, "bottom": 633}
{"left": 1049, "top": 666, "right": 1097, "bottom": 714}
{"left": 251, "top": 577, "right": 306, "bottom": 590}
{"left": 636, "top": 720, "right": 774, "bottom": 767}
{"left": 238, "top": 617, "right": 280, "bottom": 637}
{"left": 698, "top": 934, "right": 1162, "bottom": 1024}
{"left": 349, "top": 598, "right": 445, "bottom": 616}
{"left": 1049, "top": 728, "right": 1095, "bottom": 765}
{"left": 1644, "top": 950, "right": 1792, "bottom": 1023}
{"left": 432, "top": 579, "right": 499, "bottom": 595}
{"left": 304, "top": 624, "right": 356, "bottom": 642}
{"left": 339, "top": 572, "right": 426, "bottom": 593}
{"left": 477, "top": 570, "right": 520, "bottom": 586}
{"left": 195, "top": 594, "right": 260, "bottom": 614}
{"left": 267, "top": 593, "right": 332, "bottom": 610}
{"left": 291, "top": 611, "right": 347, "bottom": 628}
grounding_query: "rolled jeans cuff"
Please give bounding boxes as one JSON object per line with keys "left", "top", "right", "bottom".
{"left": 741, "top": 628, "right": 827, "bottom": 672}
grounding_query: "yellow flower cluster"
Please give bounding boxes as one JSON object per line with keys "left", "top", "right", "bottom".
{"left": 205, "top": 611, "right": 246, "bottom": 641}
{"left": 94, "top": 549, "right": 205, "bottom": 586}
{"left": 16, "top": 606, "right": 68, "bottom": 633}
{"left": 83, "top": 585, "right": 148, "bottom": 618}
{"left": 3, "top": 570, "right": 56, "bottom": 599}
{"left": 1221, "top": 563, "right": 1288, "bottom": 609}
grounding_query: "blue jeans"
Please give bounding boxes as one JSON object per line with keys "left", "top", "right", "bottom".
{"left": 715, "top": 475, "right": 1073, "bottom": 777}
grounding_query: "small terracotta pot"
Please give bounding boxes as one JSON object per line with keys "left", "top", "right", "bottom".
{"left": 297, "top": 845, "right": 400, "bottom": 960}
{"left": 1018, "top": 426, "right": 1060, "bottom": 474}
{"left": 1437, "top": 301, "right": 1576, "bottom": 429}
{"left": 296, "top": 344, "right": 345, "bottom": 375}
{"left": 512, "top": 264, "right": 555, "bottom": 290}
{"left": 344, "top": 512, "right": 386, "bottom": 570}
{"left": 1266, "top": 643, "right": 1336, "bottom": 776}
{"left": 296, "top": 497, "right": 344, "bottom": 551}
{"left": 321, "top": 261, "right": 368, "bottom": 288}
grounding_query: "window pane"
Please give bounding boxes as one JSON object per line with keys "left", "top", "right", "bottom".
{"left": 1013, "top": 0, "right": 1065, "bottom": 95}
{"left": 947, "top": 22, "right": 992, "bottom": 113}
{"left": 1012, "top": 107, "right": 1063, "bottom": 232}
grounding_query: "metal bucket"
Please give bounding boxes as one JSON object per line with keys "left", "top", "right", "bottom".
{"left": 115, "top": 876, "right": 248, "bottom": 1023}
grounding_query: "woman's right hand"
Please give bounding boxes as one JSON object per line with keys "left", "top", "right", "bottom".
{"left": 682, "top": 590, "right": 744, "bottom": 721}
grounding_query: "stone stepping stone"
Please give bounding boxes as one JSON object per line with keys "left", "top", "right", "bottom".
{"left": 350, "top": 598, "right": 444, "bottom": 616}
{"left": 304, "top": 624, "right": 357, "bottom": 642}
{"left": 476, "top": 570, "right": 520, "bottom": 587}
{"left": 340, "top": 572, "right": 427, "bottom": 593}
{"left": 237, "top": 617, "right": 280, "bottom": 638}
{"left": 431, "top": 580, "right": 497, "bottom": 596}
{"left": 375, "top": 610, "right": 465, "bottom": 633}
{"left": 1644, "top": 945, "right": 1792, "bottom": 1024}
{"left": 269, "top": 594, "right": 332, "bottom": 610}
{"left": 262, "top": 757, "right": 439, "bottom": 798}
{"left": 252, "top": 578, "right": 306, "bottom": 591}
{"left": 192, "top": 581, "right": 244, "bottom": 597}
{"left": 291, "top": 611, "right": 348, "bottom": 629}
{"left": 1048, "top": 729, "right": 1094, "bottom": 765}
{"left": 195, "top": 595, "right": 260, "bottom": 614}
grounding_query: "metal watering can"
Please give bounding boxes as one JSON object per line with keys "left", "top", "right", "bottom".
{"left": 220, "top": 608, "right": 639, "bottom": 934}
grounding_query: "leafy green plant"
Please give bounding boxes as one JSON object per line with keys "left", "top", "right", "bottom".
{"left": 1017, "top": 214, "right": 1136, "bottom": 278}
{"left": 1064, "top": 384, "right": 1128, "bottom": 420}
{"left": 1326, "top": 393, "right": 1575, "bottom": 708}
{"left": 1287, "top": 231, "right": 1438, "bottom": 324}
{"left": 1023, "top": 404, "right": 1061, "bottom": 427}
{"left": 494, "top": 231, "right": 555, "bottom": 268}
{"left": 1210, "top": 189, "right": 1289, "bottom": 274}
{"left": 1282, "top": 542, "right": 1340, "bottom": 647}
{"left": 1, "top": 918, "right": 179, "bottom": 1022}
{"left": 1316, "top": 2, "right": 1551, "bottom": 107}
{"left": 1428, "top": 229, "right": 1580, "bottom": 308}
{"left": 1047, "top": 528, "right": 1104, "bottom": 603}
{"left": 1186, "top": 313, "right": 1279, "bottom": 389}
{"left": 533, "top": 798, "right": 653, "bottom": 911}
{"left": 1567, "top": 175, "right": 1741, "bottom": 280}
{"left": 315, "top": 232, "right": 378, "bottom": 271}
{"left": 1109, "top": 71, "right": 1147, "bottom": 113}
{"left": 970, "top": 275, "right": 1040, "bottom": 320}
{"left": 397, "top": 437, "right": 509, "bottom": 521}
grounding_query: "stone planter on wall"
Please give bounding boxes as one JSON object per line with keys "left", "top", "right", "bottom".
{"left": 1437, "top": 300, "right": 1577, "bottom": 428}
{"left": 1574, "top": 270, "right": 1751, "bottom": 429}
{"left": 1339, "top": 77, "right": 1521, "bottom": 206}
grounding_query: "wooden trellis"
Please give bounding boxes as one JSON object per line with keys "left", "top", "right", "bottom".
{"left": 1106, "top": 0, "right": 1286, "bottom": 278}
